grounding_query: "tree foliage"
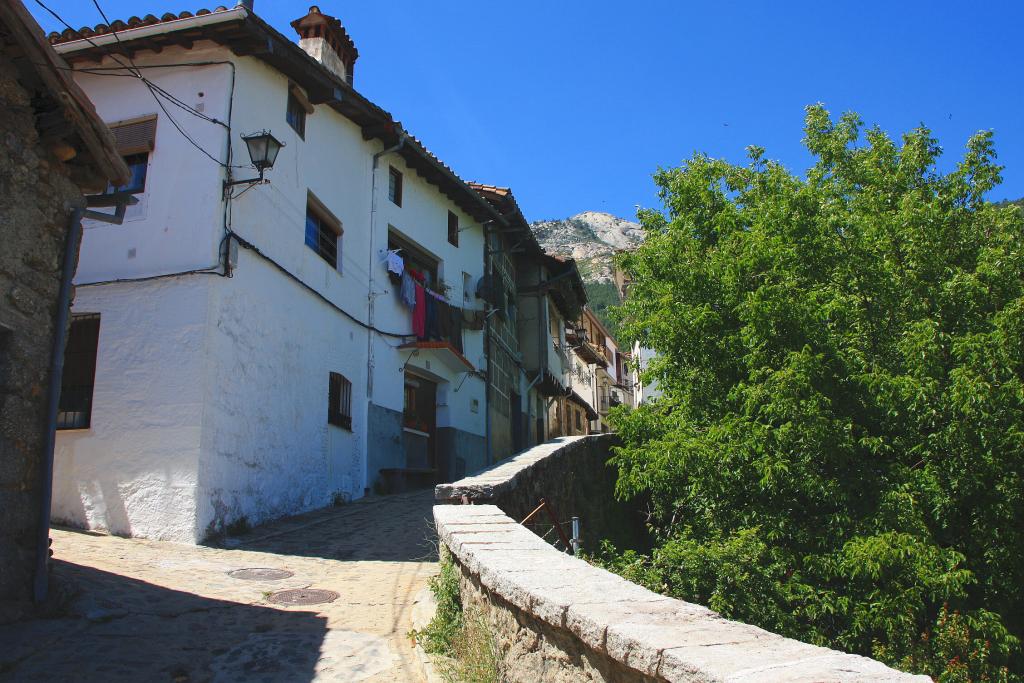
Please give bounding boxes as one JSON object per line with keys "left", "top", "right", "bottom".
{"left": 607, "top": 105, "right": 1023, "bottom": 681}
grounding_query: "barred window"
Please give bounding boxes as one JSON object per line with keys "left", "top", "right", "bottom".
{"left": 305, "top": 195, "right": 342, "bottom": 270}
{"left": 57, "top": 314, "right": 100, "bottom": 430}
{"left": 328, "top": 372, "right": 352, "bottom": 430}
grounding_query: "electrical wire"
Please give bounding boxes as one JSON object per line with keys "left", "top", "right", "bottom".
{"left": 34, "top": 0, "right": 247, "bottom": 170}
{"left": 41, "top": 0, "right": 419, "bottom": 342}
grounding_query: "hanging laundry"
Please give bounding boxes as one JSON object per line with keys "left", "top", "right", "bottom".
{"left": 425, "top": 296, "right": 440, "bottom": 340}
{"left": 400, "top": 271, "right": 416, "bottom": 308}
{"left": 413, "top": 283, "right": 426, "bottom": 339}
{"left": 437, "top": 300, "right": 452, "bottom": 341}
{"left": 449, "top": 305, "right": 464, "bottom": 352}
{"left": 385, "top": 250, "right": 404, "bottom": 277}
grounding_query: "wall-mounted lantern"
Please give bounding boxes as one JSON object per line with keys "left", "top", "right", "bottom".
{"left": 223, "top": 130, "right": 284, "bottom": 195}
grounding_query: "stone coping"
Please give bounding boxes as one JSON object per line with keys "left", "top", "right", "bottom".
{"left": 435, "top": 504, "right": 931, "bottom": 682}
{"left": 434, "top": 435, "right": 597, "bottom": 502}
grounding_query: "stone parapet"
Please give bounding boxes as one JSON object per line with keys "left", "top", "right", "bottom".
{"left": 433, "top": 438, "right": 931, "bottom": 682}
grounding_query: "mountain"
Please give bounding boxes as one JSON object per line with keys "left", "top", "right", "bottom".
{"left": 531, "top": 212, "right": 643, "bottom": 337}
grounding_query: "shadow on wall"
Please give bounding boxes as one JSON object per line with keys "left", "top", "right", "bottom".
{"left": 208, "top": 490, "right": 440, "bottom": 564}
{"left": 0, "top": 559, "right": 328, "bottom": 682}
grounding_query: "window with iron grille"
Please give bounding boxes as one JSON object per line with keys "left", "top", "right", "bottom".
{"left": 388, "top": 166, "right": 403, "bottom": 206}
{"left": 57, "top": 314, "right": 100, "bottom": 430}
{"left": 305, "top": 196, "right": 341, "bottom": 270}
{"left": 328, "top": 372, "right": 352, "bottom": 430}
{"left": 447, "top": 211, "right": 459, "bottom": 247}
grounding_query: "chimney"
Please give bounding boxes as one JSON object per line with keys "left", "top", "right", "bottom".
{"left": 291, "top": 6, "right": 359, "bottom": 86}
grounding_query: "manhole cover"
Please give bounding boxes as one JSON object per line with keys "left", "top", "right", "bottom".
{"left": 228, "top": 568, "right": 295, "bottom": 581}
{"left": 267, "top": 588, "right": 339, "bottom": 606}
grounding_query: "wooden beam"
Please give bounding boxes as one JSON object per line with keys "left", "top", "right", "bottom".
{"left": 308, "top": 86, "right": 343, "bottom": 105}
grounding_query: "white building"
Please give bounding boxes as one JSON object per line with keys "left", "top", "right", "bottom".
{"left": 47, "top": 5, "right": 518, "bottom": 542}
{"left": 613, "top": 254, "right": 661, "bottom": 406}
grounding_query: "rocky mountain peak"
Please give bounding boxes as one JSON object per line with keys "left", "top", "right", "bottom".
{"left": 530, "top": 212, "right": 642, "bottom": 283}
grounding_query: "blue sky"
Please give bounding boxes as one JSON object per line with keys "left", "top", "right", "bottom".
{"left": 32, "top": 1, "right": 1024, "bottom": 222}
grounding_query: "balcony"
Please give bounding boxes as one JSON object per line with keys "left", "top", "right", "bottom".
{"left": 565, "top": 325, "right": 588, "bottom": 346}
{"left": 398, "top": 340, "right": 475, "bottom": 374}
{"left": 572, "top": 339, "right": 607, "bottom": 367}
{"left": 551, "top": 340, "right": 569, "bottom": 373}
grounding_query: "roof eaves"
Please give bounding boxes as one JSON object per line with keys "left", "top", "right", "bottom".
{"left": 49, "top": 6, "right": 503, "bottom": 225}
{"left": 4, "top": 0, "right": 128, "bottom": 187}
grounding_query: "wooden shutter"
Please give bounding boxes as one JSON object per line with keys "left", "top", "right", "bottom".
{"left": 110, "top": 115, "right": 157, "bottom": 155}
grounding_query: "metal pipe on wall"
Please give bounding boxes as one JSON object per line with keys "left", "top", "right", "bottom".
{"left": 33, "top": 203, "right": 84, "bottom": 603}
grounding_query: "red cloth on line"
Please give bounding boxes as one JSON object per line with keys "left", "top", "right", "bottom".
{"left": 413, "top": 283, "right": 426, "bottom": 338}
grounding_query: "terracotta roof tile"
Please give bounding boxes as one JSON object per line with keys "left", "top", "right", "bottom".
{"left": 47, "top": 7, "right": 233, "bottom": 44}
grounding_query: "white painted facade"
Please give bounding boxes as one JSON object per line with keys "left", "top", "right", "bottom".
{"left": 51, "top": 15, "right": 489, "bottom": 541}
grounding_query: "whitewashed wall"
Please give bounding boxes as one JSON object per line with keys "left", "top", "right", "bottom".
{"left": 54, "top": 40, "right": 493, "bottom": 540}
{"left": 54, "top": 47, "right": 229, "bottom": 542}
{"left": 52, "top": 277, "right": 210, "bottom": 541}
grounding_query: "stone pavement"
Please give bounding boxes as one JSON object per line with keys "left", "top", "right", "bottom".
{"left": 0, "top": 490, "right": 439, "bottom": 682}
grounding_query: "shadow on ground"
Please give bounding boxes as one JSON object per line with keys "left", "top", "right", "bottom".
{"left": 0, "top": 561, "right": 330, "bottom": 683}
{"left": 221, "top": 489, "right": 439, "bottom": 564}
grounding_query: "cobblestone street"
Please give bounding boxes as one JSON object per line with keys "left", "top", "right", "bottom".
{"left": 0, "top": 490, "right": 438, "bottom": 682}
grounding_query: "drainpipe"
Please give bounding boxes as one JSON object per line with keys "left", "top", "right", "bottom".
{"left": 483, "top": 226, "right": 493, "bottom": 465}
{"left": 34, "top": 193, "right": 136, "bottom": 603}
{"left": 365, "top": 131, "right": 406, "bottom": 402}
{"left": 34, "top": 203, "right": 85, "bottom": 603}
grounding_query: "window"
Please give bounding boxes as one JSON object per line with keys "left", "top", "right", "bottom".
{"left": 462, "top": 272, "right": 472, "bottom": 304}
{"left": 328, "top": 372, "right": 352, "bottom": 430}
{"left": 305, "top": 196, "right": 342, "bottom": 270}
{"left": 574, "top": 408, "right": 582, "bottom": 431}
{"left": 447, "top": 211, "right": 459, "bottom": 247}
{"left": 57, "top": 314, "right": 100, "bottom": 430}
{"left": 388, "top": 166, "right": 403, "bottom": 206}
{"left": 106, "top": 153, "right": 148, "bottom": 195}
{"left": 286, "top": 89, "right": 306, "bottom": 138}
{"left": 388, "top": 228, "right": 438, "bottom": 286}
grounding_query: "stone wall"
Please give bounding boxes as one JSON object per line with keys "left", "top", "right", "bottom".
{"left": 433, "top": 438, "right": 931, "bottom": 682}
{"left": 435, "top": 434, "right": 645, "bottom": 553}
{"left": 0, "top": 57, "right": 83, "bottom": 606}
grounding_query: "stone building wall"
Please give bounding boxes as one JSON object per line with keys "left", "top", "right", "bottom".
{"left": 0, "top": 57, "right": 83, "bottom": 606}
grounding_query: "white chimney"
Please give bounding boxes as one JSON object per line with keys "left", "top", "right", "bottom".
{"left": 290, "top": 6, "right": 359, "bottom": 86}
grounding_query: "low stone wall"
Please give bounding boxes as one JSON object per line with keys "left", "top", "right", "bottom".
{"left": 433, "top": 438, "right": 931, "bottom": 682}
{"left": 435, "top": 435, "right": 644, "bottom": 552}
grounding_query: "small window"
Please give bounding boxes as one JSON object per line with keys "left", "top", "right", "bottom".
{"left": 57, "top": 314, "right": 100, "bottom": 430}
{"left": 462, "top": 272, "right": 472, "bottom": 304}
{"left": 106, "top": 153, "right": 148, "bottom": 195}
{"left": 286, "top": 90, "right": 306, "bottom": 138}
{"left": 388, "top": 166, "right": 403, "bottom": 206}
{"left": 328, "top": 372, "right": 352, "bottom": 430}
{"left": 305, "top": 196, "right": 342, "bottom": 270}
{"left": 575, "top": 408, "right": 582, "bottom": 431}
{"left": 447, "top": 211, "right": 459, "bottom": 247}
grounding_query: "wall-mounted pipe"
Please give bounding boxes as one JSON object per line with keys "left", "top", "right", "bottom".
{"left": 366, "top": 132, "right": 407, "bottom": 401}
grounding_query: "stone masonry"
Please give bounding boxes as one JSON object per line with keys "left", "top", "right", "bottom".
{"left": 0, "top": 53, "right": 83, "bottom": 609}
{"left": 434, "top": 436, "right": 931, "bottom": 682}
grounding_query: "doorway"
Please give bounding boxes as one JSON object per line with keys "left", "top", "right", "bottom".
{"left": 402, "top": 374, "right": 437, "bottom": 472}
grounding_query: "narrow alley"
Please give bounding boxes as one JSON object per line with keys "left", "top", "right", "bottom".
{"left": 0, "top": 491, "right": 437, "bottom": 682}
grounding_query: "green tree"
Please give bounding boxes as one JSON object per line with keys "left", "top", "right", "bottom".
{"left": 608, "top": 105, "right": 1023, "bottom": 681}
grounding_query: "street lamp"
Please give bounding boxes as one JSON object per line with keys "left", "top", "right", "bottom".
{"left": 223, "top": 130, "right": 284, "bottom": 195}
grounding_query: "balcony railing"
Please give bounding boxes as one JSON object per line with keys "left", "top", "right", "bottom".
{"left": 551, "top": 340, "right": 570, "bottom": 373}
